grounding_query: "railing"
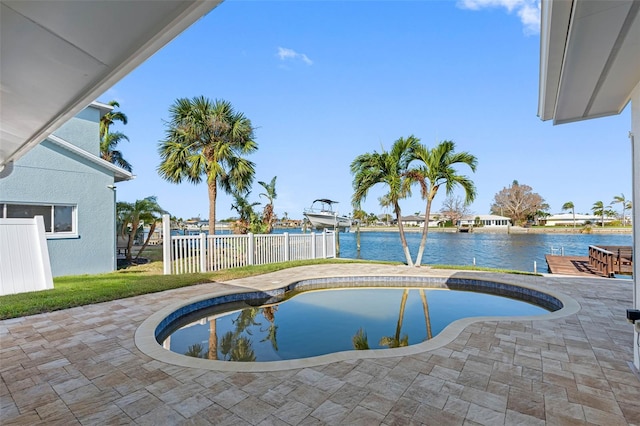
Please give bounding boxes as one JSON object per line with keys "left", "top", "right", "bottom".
{"left": 162, "top": 215, "right": 336, "bottom": 275}
{"left": 588, "top": 245, "right": 633, "bottom": 277}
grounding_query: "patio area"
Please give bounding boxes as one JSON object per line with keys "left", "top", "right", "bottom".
{"left": 1, "top": 264, "right": 639, "bottom": 425}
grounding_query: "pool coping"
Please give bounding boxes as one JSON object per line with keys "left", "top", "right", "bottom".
{"left": 134, "top": 272, "right": 580, "bottom": 372}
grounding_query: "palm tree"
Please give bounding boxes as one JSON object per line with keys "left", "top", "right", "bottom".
{"left": 158, "top": 97, "right": 257, "bottom": 234}
{"left": 219, "top": 308, "right": 259, "bottom": 361}
{"left": 100, "top": 100, "right": 128, "bottom": 139}
{"left": 208, "top": 318, "right": 218, "bottom": 360}
{"left": 612, "top": 194, "right": 628, "bottom": 226}
{"left": 380, "top": 289, "right": 410, "bottom": 348}
{"left": 100, "top": 131, "right": 132, "bottom": 172}
{"left": 419, "top": 289, "right": 433, "bottom": 340}
{"left": 258, "top": 176, "right": 277, "bottom": 233}
{"left": 185, "top": 343, "right": 205, "bottom": 358}
{"left": 260, "top": 306, "right": 279, "bottom": 351}
{"left": 351, "top": 136, "right": 421, "bottom": 266}
{"left": 561, "top": 201, "right": 575, "bottom": 229}
{"left": 99, "top": 101, "right": 132, "bottom": 171}
{"left": 230, "top": 190, "right": 263, "bottom": 234}
{"left": 352, "top": 328, "right": 370, "bottom": 350}
{"left": 116, "top": 196, "right": 165, "bottom": 262}
{"left": 229, "top": 336, "right": 256, "bottom": 362}
{"left": 592, "top": 200, "right": 608, "bottom": 227}
{"left": 352, "top": 209, "right": 367, "bottom": 251}
{"left": 407, "top": 140, "right": 477, "bottom": 267}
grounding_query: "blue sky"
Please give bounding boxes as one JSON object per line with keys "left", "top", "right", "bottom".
{"left": 103, "top": 0, "right": 632, "bottom": 221}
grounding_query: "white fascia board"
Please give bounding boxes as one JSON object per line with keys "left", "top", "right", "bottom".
{"left": 47, "top": 134, "right": 134, "bottom": 182}
{"left": 538, "top": 0, "right": 573, "bottom": 122}
{"left": 90, "top": 101, "right": 115, "bottom": 117}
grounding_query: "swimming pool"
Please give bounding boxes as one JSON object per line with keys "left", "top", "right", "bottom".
{"left": 162, "top": 286, "right": 553, "bottom": 362}
{"left": 136, "top": 274, "right": 576, "bottom": 371}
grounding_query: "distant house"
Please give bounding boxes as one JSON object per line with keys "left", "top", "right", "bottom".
{"left": 399, "top": 215, "right": 444, "bottom": 227}
{"left": 399, "top": 215, "right": 424, "bottom": 227}
{"left": 457, "top": 215, "right": 511, "bottom": 227}
{"left": 0, "top": 101, "right": 133, "bottom": 277}
{"left": 542, "top": 213, "right": 614, "bottom": 226}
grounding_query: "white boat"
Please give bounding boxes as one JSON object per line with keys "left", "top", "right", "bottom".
{"left": 303, "top": 199, "right": 351, "bottom": 231}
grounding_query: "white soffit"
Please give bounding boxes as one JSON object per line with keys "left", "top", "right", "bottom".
{"left": 539, "top": 0, "right": 640, "bottom": 124}
{"left": 0, "top": 0, "right": 222, "bottom": 167}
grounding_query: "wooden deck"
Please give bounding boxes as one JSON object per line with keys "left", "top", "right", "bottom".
{"left": 545, "top": 255, "right": 607, "bottom": 277}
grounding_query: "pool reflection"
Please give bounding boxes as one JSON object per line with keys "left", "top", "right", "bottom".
{"left": 165, "top": 287, "right": 548, "bottom": 362}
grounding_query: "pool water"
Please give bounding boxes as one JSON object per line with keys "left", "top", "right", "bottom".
{"left": 163, "top": 287, "right": 549, "bottom": 362}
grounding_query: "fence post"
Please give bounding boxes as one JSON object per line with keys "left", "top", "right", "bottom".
{"left": 332, "top": 231, "right": 337, "bottom": 258}
{"left": 162, "top": 214, "right": 171, "bottom": 275}
{"left": 311, "top": 232, "right": 317, "bottom": 259}
{"left": 199, "top": 233, "right": 207, "bottom": 272}
{"left": 284, "top": 232, "right": 290, "bottom": 262}
{"left": 248, "top": 233, "right": 255, "bottom": 265}
{"left": 322, "top": 229, "right": 327, "bottom": 258}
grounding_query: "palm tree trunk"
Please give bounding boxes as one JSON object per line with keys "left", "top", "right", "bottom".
{"left": 126, "top": 219, "right": 138, "bottom": 262}
{"left": 394, "top": 202, "right": 414, "bottom": 266}
{"left": 419, "top": 289, "right": 432, "bottom": 339}
{"left": 208, "top": 180, "right": 217, "bottom": 235}
{"left": 414, "top": 195, "right": 434, "bottom": 267}
{"left": 208, "top": 318, "right": 218, "bottom": 360}
{"left": 395, "top": 289, "right": 409, "bottom": 343}
{"left": 135, "top": 222, "right": 156, "bottom": 261}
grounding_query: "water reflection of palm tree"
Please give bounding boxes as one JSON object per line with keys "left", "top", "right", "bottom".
{"left": 185, "top": 343, "right": 205, "bottom": 358}
{"left": 419, "top": 289, "right": 433, "bottom": 340}
{"left": 219, "top": 308, "right": 261, "bottom": 361}
{"left": 260, "top": 306, "right": 279, "bottom": 351}
{"left": 230, "top": 336, "right": 256, "bottom": 361}
{"left": 380, "top": 289, "right": 410, "bottom": 348}
{"left": 207, "top": 318, "right": 218, "bottom": 360}
{"left": 352, "top": 328, "right": 370, "bottom": 350}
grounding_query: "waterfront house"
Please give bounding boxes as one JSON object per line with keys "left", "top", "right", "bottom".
{"left": 0, "top": 102, "right": 133, "bottom": 277}
{"left": 457, "top": 214, "right": 511, "bottom": 228}
{"left": 542, "top": 213, "right": 614, "bottom": 226}
{"left": 399, "top": 215, "right": 424, "bottom": 227}
{"left": 398, "top": 215, "right": 444, "bottom": 227}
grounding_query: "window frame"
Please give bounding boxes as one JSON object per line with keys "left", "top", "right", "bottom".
{"left": 0, "top": 202, "right": 78, "bottom": 239}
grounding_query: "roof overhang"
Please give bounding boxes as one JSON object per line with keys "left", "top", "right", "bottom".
{"left": 538, "top": 0, "right": 640, "bottom": 124}
{"left": 0, "top": 0, "right": 222, "bottom": 167}
{"left": 47, "top": 134, "right": 134, "bottom": 183}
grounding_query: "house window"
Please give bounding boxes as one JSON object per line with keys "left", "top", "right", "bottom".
{"left": 1, "top": 203, "right": 76, "bottom": 236}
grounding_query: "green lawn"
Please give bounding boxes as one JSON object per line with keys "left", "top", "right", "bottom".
{"left": 0, "top": 258, "right": 391, "bottom": 320}
{"left": 0, "top": 254, "right": 536, "bottom": 320}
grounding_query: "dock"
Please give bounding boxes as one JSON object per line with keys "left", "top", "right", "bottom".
{"left": 545, "top": 255, "right": 605, "bottom": 277}
{"left": 546, "top": 245, "right": 633, "bottom": 277}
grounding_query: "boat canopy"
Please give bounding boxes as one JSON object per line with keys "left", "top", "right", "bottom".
{"left": 312, "top": 199, "right": 338, "bottom": 205}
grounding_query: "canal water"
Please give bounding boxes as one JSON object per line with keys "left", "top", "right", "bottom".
{"left": 332, "top": 231, "right": 632, "bottom": 273}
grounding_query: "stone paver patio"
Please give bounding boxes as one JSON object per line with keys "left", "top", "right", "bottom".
{"left": 2, "top": 264, "right": 639, "bottom": 425}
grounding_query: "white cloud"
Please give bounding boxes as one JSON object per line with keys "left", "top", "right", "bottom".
{"left": 277, "top": 47, "right": 313, "bottom": 65}
{"left": 457, "top": 0, "right": 540, "bottom": 35}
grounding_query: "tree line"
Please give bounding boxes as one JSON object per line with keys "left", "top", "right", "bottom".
{"left": 103, "top": 97, "right": 631, "bottom": 268}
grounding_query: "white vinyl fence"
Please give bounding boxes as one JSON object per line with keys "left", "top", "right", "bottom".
{"left": 161, "top": 215, "right": 336, "bottom": 275}
{"left": 0, "top": 216, "right": 53, "bottom": 295}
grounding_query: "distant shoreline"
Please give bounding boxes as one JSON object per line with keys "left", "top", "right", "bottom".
{"left": 346, "top": 226, "right": 632, "bottom": 235}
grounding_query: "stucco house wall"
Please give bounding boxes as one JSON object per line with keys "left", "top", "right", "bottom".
{"left": 0, "top": 103, "right": 131, "bottom": 277}
{"left": 51, "top": 106, "right": 102, "bottom": 156}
